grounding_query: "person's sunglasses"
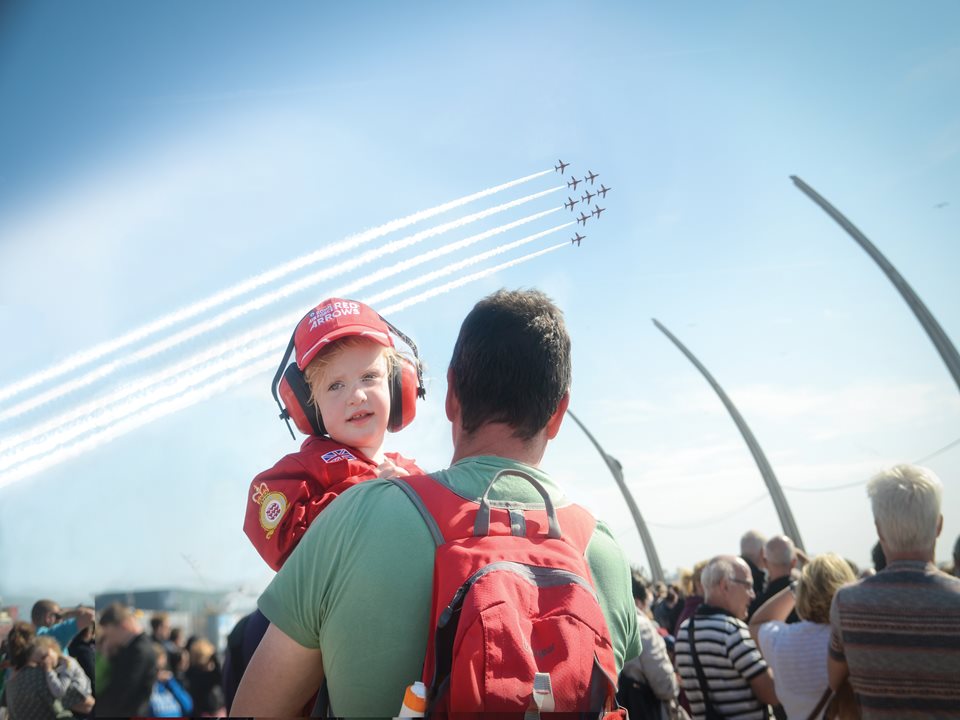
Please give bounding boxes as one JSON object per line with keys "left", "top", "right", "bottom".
{"left": 730, "top": 578, "right": 753, "bottom": 588}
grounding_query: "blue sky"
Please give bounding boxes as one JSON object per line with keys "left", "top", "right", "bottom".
{"left": 1, "top": 1, "right": 958, "bottom": 605}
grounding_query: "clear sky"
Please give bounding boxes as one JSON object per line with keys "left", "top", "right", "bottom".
{"left": 1, "top": 1, "right": 958, "bottom": 605}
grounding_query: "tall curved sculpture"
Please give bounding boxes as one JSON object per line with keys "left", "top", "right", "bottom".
{"left": 652, "top": 319, "right": 805, "bottom": 550}
{"left": 792, "top": 176, "right": 960, "bottom": 394}
{"left": 566, "top": 409, "right": 665, "bottom": 582}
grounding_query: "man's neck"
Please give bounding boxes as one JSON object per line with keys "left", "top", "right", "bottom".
{"left": 885, "top": 549, "right": 935, "bottom": 563}
{"left": 450, "top": 422, "right": 547, "bottom": 466}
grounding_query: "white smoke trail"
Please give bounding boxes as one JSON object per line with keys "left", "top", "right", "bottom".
{"left": 0, "top": 357, "right": 279, "bottom": 490}
{"left": 378, "top": 242, "right": 567, "bottom": 315}
{"left": 0, "top": 169, "right": 553, "bottom": 405}
{"left": 0, "top": 223, "right": 573, "bottom": 472}
{"left": 0, "top": 240, "right": 569, "bottom": 486}
{"left": 0, "top": 187, "right": 561, "bottom": 423}
{"left": 0, "top": 214, "right": 566, "bottom": 463}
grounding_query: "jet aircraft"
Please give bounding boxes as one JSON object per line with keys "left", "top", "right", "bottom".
{"left": 585, "top": 170, "right": 599, "bottom": 184}
{"left": 597, "top": 184, "right": 611, "bottom": 198}
{"left": 577, "top": 212, "right": 589, "bottom": 226}
{"left": 570, "top": 232, "right": 585, "bottom": 246}
{"left": 582, "top": 190, "right": 595, "bottom": 204}
{"left": 591, "top": 205, "right": 606, "bottom": 219}
{"left": 567, "top": 176, "right": 582, "bottom": 191}
{"left": 564, "top": 196, "right": 579, "bottom": 211}
{"left": 555, "top": 159, "right": 570, "bottom": 174}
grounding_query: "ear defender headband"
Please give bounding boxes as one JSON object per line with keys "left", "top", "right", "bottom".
{"left": 271, "top": 302, "right": 426, "bottom": 440}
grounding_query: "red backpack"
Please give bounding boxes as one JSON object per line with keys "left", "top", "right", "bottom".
{"left": 389, "top": 469, "right": 623, "bottom": 718}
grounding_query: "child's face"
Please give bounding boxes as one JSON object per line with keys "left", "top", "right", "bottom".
{"left": 311, "top": 340, "right": 391, "bottom": 459}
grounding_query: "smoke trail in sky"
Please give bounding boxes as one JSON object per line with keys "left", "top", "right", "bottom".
{"left": 0, "top": 357, "right": 279, "bottom": 490}
{"left": 0, "top": 169, "right": 553, "bottom": 405}
{"left": 378, "top": 242, "right": 567, "bottom": 315}
{"left": 0, "top": 187, "right": 561, "bottom": 423}
{"left": 0, "top": 214, "right": 567, "bottom": 463}
{"left": 0, "top": 240, "right": 569, "bottom": 486}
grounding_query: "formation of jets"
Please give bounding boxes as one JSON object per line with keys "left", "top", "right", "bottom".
{"left": 554, "top": 160, "right": 612, "bottom": 244}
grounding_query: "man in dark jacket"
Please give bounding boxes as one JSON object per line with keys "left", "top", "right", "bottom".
{"left": 97, "top": 603, "right": 157, "bottom": 717}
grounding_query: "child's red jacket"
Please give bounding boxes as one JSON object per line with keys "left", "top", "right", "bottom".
{"left": 243, "top": 435, "right": 422, "bottom": 571}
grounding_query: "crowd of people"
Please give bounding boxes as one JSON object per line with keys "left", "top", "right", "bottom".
{"left": 621, "top": 465, "right": 960, "bottom": 719}
{"left": 2, "top": 289, "right": 959, "bottom": 719}
{"left": 0, "top": 602, "right": 226, "bottom": 719}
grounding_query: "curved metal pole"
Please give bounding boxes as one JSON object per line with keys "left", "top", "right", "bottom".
{"left": 792, "top": 176, "right": 960, "bottom": 395}
{"left": 652, "top": 319, "right": 805, "bottom": 550}
{"left": 565, "top": 409, "right": 665, "bottom": 582}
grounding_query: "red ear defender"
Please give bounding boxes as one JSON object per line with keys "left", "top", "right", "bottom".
{"left": 387, "top": 356, "right": 421, "bottom": 433}
{"left": 278, "top": 364, "right": 325, "bottom": 436}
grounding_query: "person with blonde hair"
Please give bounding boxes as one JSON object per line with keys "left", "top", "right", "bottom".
{"left": 828, "top": 464, "right": 960, "bottom": 716}
{"left": 749, "top": 552, "right": 855, "bottom": 719}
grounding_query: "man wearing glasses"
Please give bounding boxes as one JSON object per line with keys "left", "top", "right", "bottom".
{"left": 676, "top": 556, "right": 779, "bottom": 719}
{"left": 31, "top": 599, "right": 95, "bottom": 654}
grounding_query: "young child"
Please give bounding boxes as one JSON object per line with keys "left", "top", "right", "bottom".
{"left": 32, "top": 636, "right": 93, "bottom": 702}
{"left": 243, "top": 297, "right": 425, "bottom": 571}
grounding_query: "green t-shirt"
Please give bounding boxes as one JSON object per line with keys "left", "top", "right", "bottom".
{"left": 259, "top": 455, "right": 642, "bottom": 718}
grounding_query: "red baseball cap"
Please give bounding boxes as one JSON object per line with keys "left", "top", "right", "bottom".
{"left": 294, "top": 298, "right": 393, "bottom": 369}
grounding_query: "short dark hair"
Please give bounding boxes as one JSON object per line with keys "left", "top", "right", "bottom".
{"left": 449, "top": 289, "right": 571, "bottom": 440}
{"left": 99, "top": 602, "right": 133, "bottom": 627}
{"left": 630, "top": 569, "right": 649, "bottom": 604}
{"left": 30, "top": 599, "right": 58, "bottom": 626}
{"left": 871, "top": 540, "right": 886, "bottom": 572}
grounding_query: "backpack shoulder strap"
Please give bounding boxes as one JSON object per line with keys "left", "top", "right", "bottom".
{"left": 386, "top": 475, "right": 444, "bottom": 547}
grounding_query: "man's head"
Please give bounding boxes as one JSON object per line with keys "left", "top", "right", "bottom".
{"left": 447, "top": 289, "right": 571, "bottom": 441}
{"left": 150, "top": 612, "right": 170, "bottom": 641}
{"left": 98, "top": 602, "right": 140, "bottom": 653}
{"left": 867, "top": 464, "right": 943, "bottom": 557}
{"left": 740, "top": 530, "right": 766, "bottom": 567}
{"left": 764, "top": 535, "right": 797, "bottom": 580}
{"left": 30, "top": 599, "right": 63, "bottom": 628}
{"left": 630, "top": 569, "right": 649, "bottom": 611}
{"left": 702, "top": 555, "right": 755, "bottom": 620}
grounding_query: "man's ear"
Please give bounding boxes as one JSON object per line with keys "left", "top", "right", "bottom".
{"left": 937, "top": 514, "right": 944, "bottom": 538}
{"left": 545, "top": 392, "right": 570, "bottom": 440}
{"left": 445, "top": 367, "right": 459, "bottom": 423}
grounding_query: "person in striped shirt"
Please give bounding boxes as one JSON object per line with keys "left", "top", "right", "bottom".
{"left": 828, "top": 464, "right": 960, "bottom": 718}
{"left": 676, "top": 555, "right": 779, "bottom": 719}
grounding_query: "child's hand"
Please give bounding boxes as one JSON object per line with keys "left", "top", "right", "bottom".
{"left": 42, "top": 650, "right": 57, "bottom": 671}
{"left": 377, "top": 459, "right": 410, "bottom": 479}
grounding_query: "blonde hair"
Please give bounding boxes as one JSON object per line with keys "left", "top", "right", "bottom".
{"left": 303, "top": 336, "right": 401, "bottom": 407}
{"left": 189, "top": 638, "right": 216, "bottom": 667}
{"left": 795, "top": 552, "right": 856, "bottom": 624}
{"left": 31, "top": 635, "right": 63, "bottom": 661}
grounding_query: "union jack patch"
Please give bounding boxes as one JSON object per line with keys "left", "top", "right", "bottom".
{"left": 321, "top": 448, "right": 356, "bottom": 463}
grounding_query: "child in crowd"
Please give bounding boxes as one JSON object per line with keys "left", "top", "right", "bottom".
{"left": 231, "top": 298, "right": 426, "bottom": 712}
{"left": 32, "top": 636, "right": 92, "bottom": 702}
{"left": 243, "top": 297, "right": 426, "bottom": 571}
